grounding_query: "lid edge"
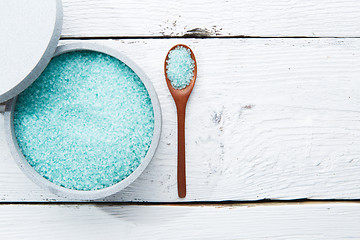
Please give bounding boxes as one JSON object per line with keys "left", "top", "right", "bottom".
{"left": 0, "top": 0, "right": 63, "bottom": 103}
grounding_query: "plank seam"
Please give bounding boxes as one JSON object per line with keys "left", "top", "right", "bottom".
{"left": 60, "top": 36, "right": 360, "bottom": 40}
{"left": 1, "top": 199, "right": 360, "bottom": 206}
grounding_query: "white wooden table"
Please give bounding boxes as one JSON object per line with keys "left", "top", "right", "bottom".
{"left": 1, "top": 0, "right": 360, "bottom": 239}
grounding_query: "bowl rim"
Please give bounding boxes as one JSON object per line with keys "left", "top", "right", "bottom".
{"left": 4, "top": 42, "right": 162, "bottom": 200}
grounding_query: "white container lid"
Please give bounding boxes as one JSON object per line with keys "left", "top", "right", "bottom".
{"left": 0, "top": 0, "right": 63, "bottom": 102}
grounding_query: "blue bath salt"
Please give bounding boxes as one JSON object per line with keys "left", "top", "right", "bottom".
{"left": 166, "top": 46, "right": 195, "bottom": 89}
{"left": 13, "top": 50, "right": 154, "bottom": 191}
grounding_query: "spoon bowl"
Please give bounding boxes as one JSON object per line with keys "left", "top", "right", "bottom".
{"left": 164, "top": 44, "right": 197, "bottom": 198}
{"left": 164, "top": 44, "right": 197, "bottom": 101}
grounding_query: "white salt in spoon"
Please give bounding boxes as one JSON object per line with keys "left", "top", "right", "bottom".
{"left": 164, "top": 44, "right": 197, "bottom": 198}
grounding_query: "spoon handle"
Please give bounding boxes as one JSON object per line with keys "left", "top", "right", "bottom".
{"left": 176, "top": 103, "right": 187, "bottom": 198}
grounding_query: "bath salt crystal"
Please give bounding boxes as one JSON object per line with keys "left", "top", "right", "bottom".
{"left": 166, "top": 46, "right": 195, "bottom": 89}
{"left": 13, "top": 50, "right": 155, "bottom": 191}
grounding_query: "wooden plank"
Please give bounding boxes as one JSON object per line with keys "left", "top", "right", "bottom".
{"left": 61, "top": 0, "right": 360, "bottom": 38}
{"left": 1, "top": 203, "right": 360, "bottom": 239}
{"left": 1, "top": 38, "right": 360, "bottom": 202}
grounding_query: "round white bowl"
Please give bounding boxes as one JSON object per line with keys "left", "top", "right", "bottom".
{"left": 4, "top": 43, "right": 162, "bottom": 200}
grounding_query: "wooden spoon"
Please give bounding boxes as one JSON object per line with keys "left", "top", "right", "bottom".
{"left": 164, "top": 44, "right": 197, "bottom": 198}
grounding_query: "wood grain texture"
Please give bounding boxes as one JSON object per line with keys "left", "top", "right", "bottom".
{"left": 1, "top": 203, "right": 360, "bottom": 239}
{"left": 61, "top": 0, "right": 360, "bottom": 38}
{"left": 1, "top": 38, "right": 360, "bottom": 202}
